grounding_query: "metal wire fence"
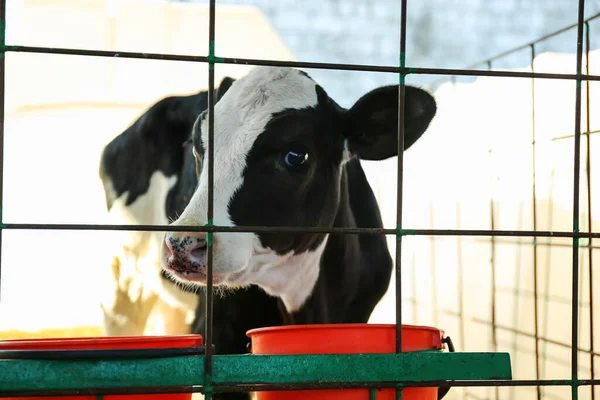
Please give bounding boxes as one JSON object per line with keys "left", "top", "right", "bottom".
{"left": 420, "top": 8, "right": 600, "bottom": 400}
{"left": 0, "top": 0, "right": 599, "bottom": 399}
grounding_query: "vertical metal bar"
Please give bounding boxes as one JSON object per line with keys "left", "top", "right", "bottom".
{"left": 578, "top": 242, "right": 585, "bottom": 376}
{"left": 572, "top": 1, "right": 586, "bottom": 399}
{"left": 486, "top": 59, "right": 499, "bottom": 400}
{"left": 490, "top": 195, "right": 496, "bottom": 353}
{"left": 370, "top": 388, "right": 377, "bottom": 400}
{"left": 396, "top": 0, "right": 408, "bottom": 357}
{"left": 584, "top": 21, "right": 594, "bottom": 400}
{"left": 204, "top": 0, "right": 217, "bottom": 396}
{"left": 530, "top": 43, "right": 542, "bottom": 400}
{"left": 0, "top": 0, "right": 5, "bottom": 303}
{"left": 395, "top": 0, "right": 408, "bottom": 397}
{"left": 451, "top": 69, "right": 459, "bottom": 369}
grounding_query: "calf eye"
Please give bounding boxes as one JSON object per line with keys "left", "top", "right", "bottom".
{"left": 284, "top": 149, "right": 309, "bottom": 170}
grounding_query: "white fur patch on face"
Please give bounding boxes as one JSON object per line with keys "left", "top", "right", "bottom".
{"left": 170, "top": 67, "right": 326, "bottom": 311}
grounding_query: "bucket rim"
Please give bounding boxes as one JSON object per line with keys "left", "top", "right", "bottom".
{"left": 0, "top": 334, "right": 203, "bottom": 348}
{"left": 246, "top": 323, "right": 443, "bottom": 337}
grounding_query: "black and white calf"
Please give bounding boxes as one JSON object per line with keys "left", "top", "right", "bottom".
{"left": 161, "top": 66, "right": 437, "bottom": 327}
{"left": 101, "top": 66, "right": 437, "bottom": 399}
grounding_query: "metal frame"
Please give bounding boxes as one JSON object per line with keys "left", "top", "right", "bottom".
{"left": 434, "top": 6, "right": 596, "bottom": 400}
{"left": 0, "top": 0, "right": 599, "bottom": 398}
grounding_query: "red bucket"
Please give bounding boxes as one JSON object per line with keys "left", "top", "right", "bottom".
{"left": 0, "top": 334, "right": 203, "bottom": 400}
{"left": 247, "top": 324, "right": 444, "bottom": 400}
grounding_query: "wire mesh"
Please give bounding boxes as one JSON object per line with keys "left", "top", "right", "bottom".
{"left": 0, "top": 0, "right": 599, "bottom": 399}
{"left": 417, "top": 3, "right": 597, "bottom": 400}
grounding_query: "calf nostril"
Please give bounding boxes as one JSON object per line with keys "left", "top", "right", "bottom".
{"left": 190, "top": 246, "right": 206, "bottom": 264}
{"left": 163, "top": 234, "right": 208, "bottom": 264}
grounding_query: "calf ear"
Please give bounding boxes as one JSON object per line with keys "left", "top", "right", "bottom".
{"left": 344, "top": 85, "right": 437, "bottom": 161}
{"left": 217, "top": 76, "right": 236, "bottom": 101}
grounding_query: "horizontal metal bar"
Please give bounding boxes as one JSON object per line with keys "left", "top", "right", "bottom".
{"left": 467, "top": 12, "right": 600, "bottom": 69}
{"left": 428, "top": 12, "right": 600, "bottom": 88}
{"left": 2, "top": 223, "right": 599, "bottom": 238}
{"left": 472, "top": 318, "right": 600, "bottom": 357}
{"left": 219, "top": 57, "right": 600, "bottom": 81}
{"left": 219, "top": 378, "right": 600, "bottom": 392}
{"left": 5, "top": 377, "right": 600, "bottom": 398}
{"left": 473, "top": 237, "right": 599, "bottom": 249}
{"left": 553, "top": 129, "right": 600, "bottom": 142}
{"left": 405, "top": 303, "right": 600, "bottom": 358}
{"left": 0, "top": 386, "right": 201, "bottom": 398}
{"left": 408, "top": 67, "right": 599, "bottom": 81}
{"left": 3, "top": 45, "right": 210, "bottom": 63}
{"left": 0, "top": 352, "right": 511, "bottom": 394}
{"left": 3, "top": 45, "right": 600, "bottom": 81}
{"left": 494, "top": 287, "right": 585, "bottom": 308}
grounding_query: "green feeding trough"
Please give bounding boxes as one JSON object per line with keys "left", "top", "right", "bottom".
{"left": 0, "top": 324, "right": 512, "bottom": 400}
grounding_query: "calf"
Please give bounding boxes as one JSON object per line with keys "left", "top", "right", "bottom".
{"left": 160, "top": 67, "right": 437, "bottom": 397}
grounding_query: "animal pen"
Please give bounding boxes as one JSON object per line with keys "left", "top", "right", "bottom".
{"left": 0, "top": 0, "right": 599, "bottom": 399}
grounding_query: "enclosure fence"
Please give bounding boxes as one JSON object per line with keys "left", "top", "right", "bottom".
{"left": 419, "top": 7, "right": 600, "bottom": 400}
{"left": 0, "top": 0, "right": 599, "bottom": 399}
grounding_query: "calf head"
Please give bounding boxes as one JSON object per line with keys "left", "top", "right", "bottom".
{"left": 161, "top": 67, "right": 436, "bottom": 311}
